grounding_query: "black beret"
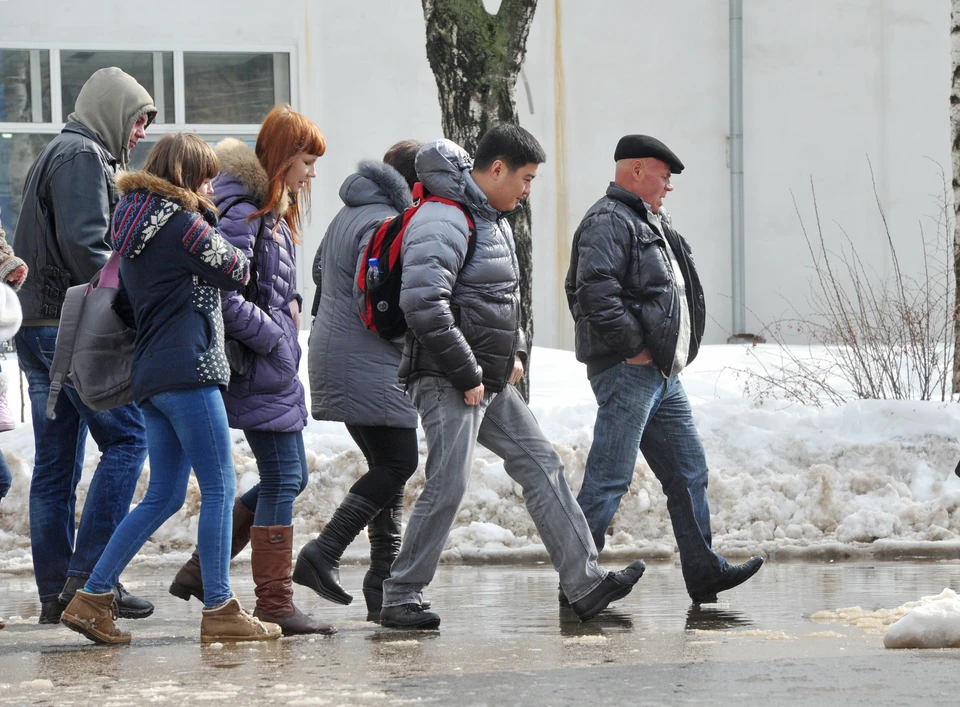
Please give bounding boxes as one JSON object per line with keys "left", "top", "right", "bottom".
{"left": 614, "top": 135, "right": 684, "bottom": 174}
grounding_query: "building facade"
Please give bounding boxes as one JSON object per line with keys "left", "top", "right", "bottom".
{"left": 0, "top": 0, "right": 951, "bottom": 349}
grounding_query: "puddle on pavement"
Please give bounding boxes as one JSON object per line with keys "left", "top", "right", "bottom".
{"left": 1, "top": 559, "right": 959, "bottom": 699}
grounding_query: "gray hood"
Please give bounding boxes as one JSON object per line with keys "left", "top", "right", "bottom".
{"left": 339, "top": 160, "right": 413, "bottom": 211}
{"left": 68, "top": 67, "right": 157, "bottom": 167}
{"left": 414, "top": 140, "right": 498, "bottom": 221}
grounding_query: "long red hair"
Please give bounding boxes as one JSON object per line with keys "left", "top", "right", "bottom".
{"left": 253, "top": 104, "right": 326, "bottom": 243}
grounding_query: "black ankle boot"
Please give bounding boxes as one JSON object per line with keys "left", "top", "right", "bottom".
{"left": 362, "top": 493, "right": 403, "bottom": 622}
{"left": 293, "top": 493, "right": 382, "bottom": 605}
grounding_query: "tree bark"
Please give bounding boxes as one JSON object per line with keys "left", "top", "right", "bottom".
{"left": 422, "top": 0, "right": 538, "bottom": 400}
{"left": 951, "top": 0, "right": 960, "bottom": 393}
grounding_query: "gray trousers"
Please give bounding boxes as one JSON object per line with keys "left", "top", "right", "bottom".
{"left": 382, "top": 376, "right": 607, "bottom": 608}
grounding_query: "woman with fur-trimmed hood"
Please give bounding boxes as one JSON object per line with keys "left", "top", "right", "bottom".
{"left": 59, "top": 134, "right": 281, "bottom": 646}
{"left": 293, "top": 141, "right": 424, "bottom": 623}
{"left": 168, "top": 105, "right": 334, "bottom": 636}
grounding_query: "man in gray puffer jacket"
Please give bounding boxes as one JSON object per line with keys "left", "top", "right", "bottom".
{"left": 380, "top": 126, "right": 645, "bottom": 629}
{"left": 565, "top": 134, "right": 762, "bottom": 605}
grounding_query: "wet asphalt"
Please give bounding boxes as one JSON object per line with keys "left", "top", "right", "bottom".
{"left": 1, "top": 559, "right": 960, "bottom": 705}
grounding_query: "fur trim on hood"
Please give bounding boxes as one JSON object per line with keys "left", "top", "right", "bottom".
{"left": 116, "top": 171, "right": 204, "bottom": 212}
{"left": 340, "top": 160, "right": 413, "bottom": 212}
{"left": 214, "top": 138, "right": 290, "bottom": 216}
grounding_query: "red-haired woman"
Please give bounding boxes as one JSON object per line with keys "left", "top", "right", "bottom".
{"left": 169, "top": 105, "right": 333, "bottom": 635}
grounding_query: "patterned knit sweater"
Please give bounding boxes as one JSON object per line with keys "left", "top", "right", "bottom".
{"left": 111, "top": 171, "right": 250, "bottom": 403}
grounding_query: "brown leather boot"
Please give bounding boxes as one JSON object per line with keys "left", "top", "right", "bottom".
{"left": 61, "top": 589, "right": 131, "bottom": 644}
{"left": 200, "top": 596, "right": 281, "bottom": 643}
{"left": 250, "top": 525, "right": 337, "bottom": 636}
{"left": 169, "top": 498, "right": 256, "bottom": 602}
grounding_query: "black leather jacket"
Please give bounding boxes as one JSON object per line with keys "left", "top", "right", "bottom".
{"left": 12, "top": 122, "right": 118, "bottom": 322}
{"left": 565, "top": 183, "right": 705, "bottom": 378}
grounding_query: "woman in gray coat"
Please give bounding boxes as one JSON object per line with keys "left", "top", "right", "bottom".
{"left": 295, "top": 141, "right": 422, "bottom": 621}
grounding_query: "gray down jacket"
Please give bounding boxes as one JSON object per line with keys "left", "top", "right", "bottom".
{"left": 309, "top": 161, "right": 418, "bottom": 428}
{"left": 398, "top": 140, "right": 525, "bottom": 393}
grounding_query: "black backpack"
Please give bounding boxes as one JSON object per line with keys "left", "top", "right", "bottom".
{"left": 357, "top": 183, "right": 476, "bottom": 339}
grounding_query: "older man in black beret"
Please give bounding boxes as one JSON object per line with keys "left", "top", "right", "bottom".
{"left": 564, "top": 135, "right": 763, "bottom": 604}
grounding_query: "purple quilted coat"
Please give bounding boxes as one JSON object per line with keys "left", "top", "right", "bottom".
{"left": 211, "top": 138, "right": 307, "bottom": 433}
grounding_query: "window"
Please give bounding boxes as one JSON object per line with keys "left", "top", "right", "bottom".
{"left": 0, "top": 46, "right": 295, "bottom": 237}
{"left": 0, "top": 49, "right": 51, "bottom": 122}
{"left": 184, "top": 53, "right": 289, "bottom": 124}
{"left": 60, "top": 50, "right": 174, "bottom": 123}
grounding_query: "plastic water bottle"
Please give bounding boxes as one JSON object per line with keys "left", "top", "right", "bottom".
{"left": 366, "top": 257, "right": 382, "bottom": 290}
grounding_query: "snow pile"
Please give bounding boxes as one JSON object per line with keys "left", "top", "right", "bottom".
{"left": 883, "top": 589, "right": 960, "bottom": 649}
{"left": 2, "top": 341, "right": 960, "bottom": 570}
{"left": 811, "top": 588, "right": 960, "bottom": 648}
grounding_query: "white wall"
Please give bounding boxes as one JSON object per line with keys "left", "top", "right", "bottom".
{"left": 1, "top": 0, "right": 952, "bottom": 349}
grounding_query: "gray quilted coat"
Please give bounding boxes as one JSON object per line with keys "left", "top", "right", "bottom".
{"left": 398, "top": 140, "right": 525, "bottom": 393}
{"left": 308, "top": 161, "right": 418, "bottom": 428}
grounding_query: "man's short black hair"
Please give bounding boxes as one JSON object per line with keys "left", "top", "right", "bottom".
{"left": 474, "top": 124, "right": 546, "bottom": 171}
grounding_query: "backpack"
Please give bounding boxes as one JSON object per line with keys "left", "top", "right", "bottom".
{"left": 357, "top": 183, "right": 476, "bottom": 339}
{"left": 217, "top": 196, "right": 266, "bottom": 376}
{"left": 45, "top": 251, "right": 135, "bottom": 418}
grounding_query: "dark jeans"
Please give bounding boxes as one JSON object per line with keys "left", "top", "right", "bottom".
{"left": 577, "top": 362, "right": 726, "bottom": 590}
{"left": 345, "top": 424, "right": 419, "bottom": 507}
{"left": 238, "top": 430, "right": 309, "bottom": 527}
{"left": 0, "top": 449, "right": 11, "bottom": 500}
{"left": 15, "top": 326, "right": 147, "bottom": 602}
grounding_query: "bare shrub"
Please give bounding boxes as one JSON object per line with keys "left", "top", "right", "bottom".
{"left": 736, "top": 164, "right": 954, "bottom": 407}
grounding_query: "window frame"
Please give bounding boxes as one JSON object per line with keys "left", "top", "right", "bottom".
{"left": 0, "top": 41, "right": 300, "bottom": 138}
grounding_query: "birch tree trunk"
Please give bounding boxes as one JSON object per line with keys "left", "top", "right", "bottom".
{"left": 951, "top": 0, "right": 960, "bottom": 393}
{"left": 422, "top": 0, "right": 538, "bottom": 400}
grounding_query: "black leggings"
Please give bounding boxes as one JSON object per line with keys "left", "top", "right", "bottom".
{"left": 345, "top": 425, "right": 419, "bottom": 507}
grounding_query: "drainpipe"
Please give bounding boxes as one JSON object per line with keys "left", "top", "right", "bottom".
{"left": 729, "top": 0, "right": 747, "bottom": 338}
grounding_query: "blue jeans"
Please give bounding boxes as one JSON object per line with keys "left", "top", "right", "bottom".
{"left": 577, "top": 362, "right": 726, "bottom": 590}
{"left": 0, "top": 449, "right": 11, "bottom": 500}
{"left": 238, "top": 429, "right": 309, "bottom": 526}
{"left": 15, "top": 326, "right": 147, "bottom": 602}
{"left": 86, "top": 386, "right": 236, "bottom": 608}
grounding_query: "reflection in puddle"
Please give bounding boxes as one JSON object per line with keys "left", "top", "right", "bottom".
{"left": 685, "top": 605, "right": 753, "bottom": 631}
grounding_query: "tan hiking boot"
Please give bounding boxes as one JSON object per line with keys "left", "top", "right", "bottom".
{"left": 201, "top": 597, "right": 281, "bottom": 643}
{"left": 61, "top": 589, "right": 131, "bottom": 644}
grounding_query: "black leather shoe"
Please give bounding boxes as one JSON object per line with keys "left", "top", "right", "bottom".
{"left": 571, "top": 560, "right": 645, "bottom": 621}
{"left": 59, "top": 577, "right": 154, "bottom": 620}
{"left": 57, "top": 576, "right": 85, "bottom": 606}
{"left": 39, "top": 600, "right": 63, "bottom": 625}
{"left": 379, "top": 603, "right": 441, "bottom": 629}
{"left": 688, "top": 556, "right": 764, "bottom": 604}
{"left": 114, "top": 582, "right": 154, "bottom": 619}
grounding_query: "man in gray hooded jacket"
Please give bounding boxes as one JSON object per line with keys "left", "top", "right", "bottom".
{"left": 380, "top": 125, "right": 645, "bottom": 629}
{"left": 12, "top": 67, "right": 154, "bottom": 623}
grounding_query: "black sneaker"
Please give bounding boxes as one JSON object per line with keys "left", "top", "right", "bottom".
{"left": 59, "top": 578, "right": 154, "bottom": 620}
{"left": 38, "top": 600, "right": 63, "bottom": 625}
{"left": 571, "top": 560, "right": 645, "bottom": 622}
{"left": 688, "top": 557, "right": 764, "bottom": 604}
{"left": 380, "top": 603, "right": 441, "bottom": 629}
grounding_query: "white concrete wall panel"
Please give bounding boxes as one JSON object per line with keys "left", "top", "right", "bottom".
{"left": 0, "top": 0, "right": 952, "bottom": 350}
